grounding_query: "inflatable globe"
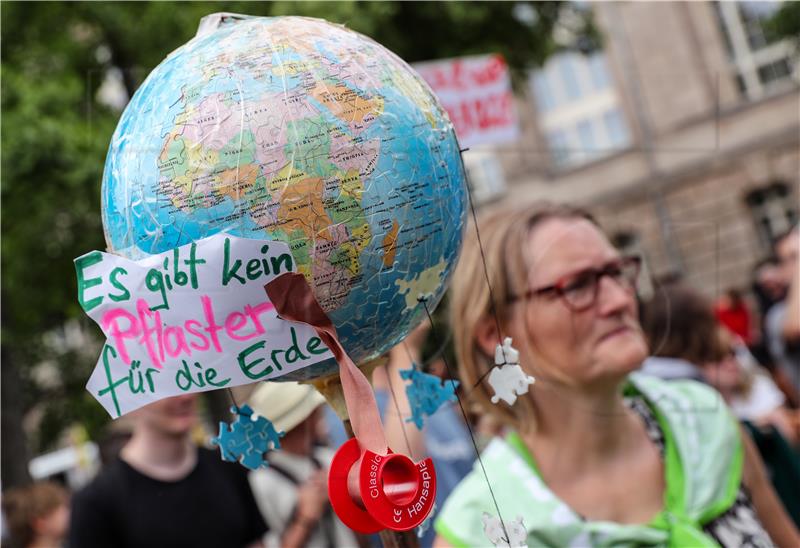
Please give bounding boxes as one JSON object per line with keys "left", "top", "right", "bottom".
{"left": 101, "top": 15, "right": 467, "bottom": 379}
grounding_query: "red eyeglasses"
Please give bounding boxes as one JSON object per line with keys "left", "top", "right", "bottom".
{"left": 507, "top": 256, "right": 642, "bottom": 312}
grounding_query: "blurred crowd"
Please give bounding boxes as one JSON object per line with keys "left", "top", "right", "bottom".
{"left": 2, "top": 218, "right": 798, "bottom": 548}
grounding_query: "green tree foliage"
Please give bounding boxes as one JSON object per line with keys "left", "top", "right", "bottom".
{"left": 1, "top": 0, "right": 586, "bottom": 488}
{"left": 765, "top": 1, "right": 800, "bottom": 49}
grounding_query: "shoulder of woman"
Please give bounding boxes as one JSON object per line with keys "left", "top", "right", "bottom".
{"left": 434, "top": 471, "right": 492, "bottom": 545}
{"left": 434, "top": 438, "right": 519, "bottom": 546}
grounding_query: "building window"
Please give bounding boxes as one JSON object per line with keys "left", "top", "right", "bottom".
{"left": 714, "top": 1, "right": 799, "bottom": 101}
{"left": 531, "top": 73, "right": 556, "bottom": 112}
{"left": 745, "top": 182, "right": 798, "bottom": 246}
{"left": 529, "top": 51, "right": 631, "bottom": 169}
{"left": 588, "top": 54, "right": 610, "bottom": 90}
{"left": 603, "top": 108, "right": 630, "bottom": 148}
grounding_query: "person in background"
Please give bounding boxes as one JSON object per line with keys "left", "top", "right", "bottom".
{"left": 380, "top": 324, "right": 475, "bottom": 547}
{"left": 752, "top": 257, "right": 787, "bottom": 328}
{"left": 69, "top": 394, "right": 266, "bottom": 548}
{"left": 765, "top": 226, "right": 800, "bottom": 396}
{"left": 2, "top": 481, "right": 70, "bottom": 548}
{"left": 640, "top": 283, "right": 715, "bottom": 382}
{"left": 703, "top": 326, "right": 799, "bottom": 445}
{"left": 749, "top": 257, "right": 789, "bottom": 392}
{"left": 248, "top": 381, "right": 358, "bottom": 548}
{"left": 714, "top": 287, "right": 754, "bottom": 345}
{"left": 434, "top": 203, "right": 798, "bottom": 547}
{"left": 642, "top": 282, "right": 799, "bottom": 405}
{"left": 708, "top": 325, "right": 800, "bottom": 530}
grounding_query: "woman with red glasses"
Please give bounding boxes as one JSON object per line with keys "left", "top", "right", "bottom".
{"left": 433, "top": 204, "right": 799, "bottom": 547}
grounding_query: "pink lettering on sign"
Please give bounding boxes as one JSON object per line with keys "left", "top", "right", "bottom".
{"left": 99, "top": 296, "right": 275, "bottom": 370}
{"left": 414, "top": 54, "right": 518, "bottom": 148}
{"left": 417, "top": 54, "right": 507, "bottom": 91}
{"left": 101, "top": 308, "right": 139, "bottom": 366}
{"left": 446, "top": 92, "right": 515, "bottom": 136}
{"left": 137, "top": 298, "right": 164, "bottom": 369}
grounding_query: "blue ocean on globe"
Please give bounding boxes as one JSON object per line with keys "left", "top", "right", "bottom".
{"left": 101, "top": 15, "right": 467, "bottom": 379}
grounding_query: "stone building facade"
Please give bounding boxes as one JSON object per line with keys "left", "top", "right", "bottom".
{"left": 468, "top": 1, "right": 799, "bottom": 298}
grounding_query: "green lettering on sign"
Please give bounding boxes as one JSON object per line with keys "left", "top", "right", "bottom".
{"left": 75, "top": 252, "right": 104, "bottom": 312}
{"left": 237, "top": 340, "right": 273, "bottom": 380}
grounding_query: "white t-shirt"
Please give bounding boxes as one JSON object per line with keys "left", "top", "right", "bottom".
{"left": 249, "top": 447, "right": 357, "bottom": 548}
{"left": 728, "top": 372, "right": 786, "bottom": 421}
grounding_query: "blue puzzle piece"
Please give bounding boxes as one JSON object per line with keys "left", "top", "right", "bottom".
{"left": 400, "top": 366, "right": 459, "bottom": 430}
{"left": 210, "top": 404, "right": 285, "bottom": 470}
{"left": 238, "top": 406, "right": 283, "bottom": 451}
{"left": 211, "top": 421, "right": 250, "bottom": 462}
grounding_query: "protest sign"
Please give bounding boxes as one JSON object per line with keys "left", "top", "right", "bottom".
{"left": 75, "top": 234, "right": 332, "bottom": 418}
{"left": 413, "top": 54, "right": 519, "bottom": 148}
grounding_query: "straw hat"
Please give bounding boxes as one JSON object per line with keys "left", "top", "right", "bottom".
{"left": 248, "top": 381, "right": 326, "bottom": 433}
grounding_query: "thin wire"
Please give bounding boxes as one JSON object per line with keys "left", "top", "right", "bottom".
{"left": 226, "top": 387, "right": 239, "bottom": 413}
{"left": 463, "top": 177, "right": 511, "bottom": 389}
{"left": 420, "top": 296, "right": 510, "bottom": 545}
{"left": 423, "top": 331, "right": 451, "bottom": 367}
{"left": 472, "top": 365, "right": 495, "bottom": 390}
{"left": 464, "top": 173, "right": 506, "bottom": 358}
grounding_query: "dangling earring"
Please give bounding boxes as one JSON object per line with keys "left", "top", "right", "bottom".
{"left": 487, "top": 337, "right": 535, "bottom": 406}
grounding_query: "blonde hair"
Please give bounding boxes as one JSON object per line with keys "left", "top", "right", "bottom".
{"left": 449, "top": 202, "right": 595, "bottom": 430}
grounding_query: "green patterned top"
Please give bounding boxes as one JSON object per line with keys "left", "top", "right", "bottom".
{"left": 434, "top": 374, "right": 744, "bottom": 547}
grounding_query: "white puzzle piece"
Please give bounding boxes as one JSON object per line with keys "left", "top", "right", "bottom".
{"left": 481, "top": 512, "right": 528, "bottom": 547}
{"left": 488, "top": 338, "right": 535, "bottom": 406}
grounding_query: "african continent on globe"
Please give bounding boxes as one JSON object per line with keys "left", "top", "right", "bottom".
{"left": 101, "top": 15, "right": 467, "bottom": 379}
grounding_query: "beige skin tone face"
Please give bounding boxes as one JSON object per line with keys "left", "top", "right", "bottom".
{"left": 31, "top": 504, "right": 70, "bottom": 547}
{"left": 500, "top": 217, "right": 649, "bottom": 389}
{"left": 702, "top": 329, "right": 742, "bottom": 396}
{"left": 120, "top": 394, "right": 200, "bottom": 482}
{"left": 136, "top": 394, "right": 198, "bottom": 437}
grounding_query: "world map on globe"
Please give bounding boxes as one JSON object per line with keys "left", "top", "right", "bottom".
{"left": 101, "top": 15, "right": 467, "bottom": 379}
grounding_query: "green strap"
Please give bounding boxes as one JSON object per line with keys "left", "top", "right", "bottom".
{"left": 666, "top": 516, "right": 719, "bottom": 548}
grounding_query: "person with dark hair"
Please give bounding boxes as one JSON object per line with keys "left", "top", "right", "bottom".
{"left": 765, "top": 227, "right": 800, "bottom": 398}
{"left": 704, "top": 326, "right": 799, "bottom": 445}
{"left": 749, "top": 256, "right": 785, "bottom": 372}
{"left": 69, "top": 395, "right": 267, "bottom": 548}
{"left": 434, "top": 202, "right": 799, "bottom": 547}
{"left": 752, "top": 256, "right": 786, "bottom": 320}
{"left": 2, "top": 481, "right": 70, "bottom": 548}
{"left": 640, "top": 283, "right": 719, "bottom": 381}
